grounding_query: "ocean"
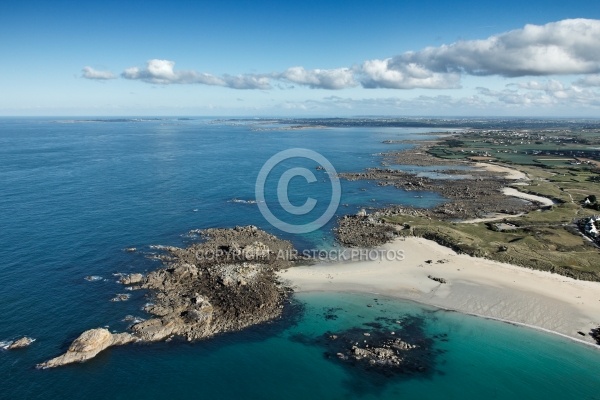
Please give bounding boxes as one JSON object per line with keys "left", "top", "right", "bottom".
{"left": 0, "top": 117, "right": 598, "bottom": 399}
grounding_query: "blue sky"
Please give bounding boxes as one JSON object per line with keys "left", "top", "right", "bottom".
{"left": 1, "top": 0, "right": 600, "bottom": 116}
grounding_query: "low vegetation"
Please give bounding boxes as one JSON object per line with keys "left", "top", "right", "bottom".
{"left": 383, "top": 128, "right": 600, "bottom": 280}
{"left": 384, "top": 205, "right": 599, "bottom": 280}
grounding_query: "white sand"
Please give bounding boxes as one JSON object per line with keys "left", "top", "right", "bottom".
{"left": 502, "top": 187, "right": 555, "bottom": 206}
{"left": 475, "top": 162, "right": 529, "bottom": 180}
{"left": 459, "top": 212, "right": 524, "bottom": 224}
{"left": 475, "top": 163, "right": 555, "bottom": 206}
{"left": 279, "top": 237, "right": 600, "bottom": 344}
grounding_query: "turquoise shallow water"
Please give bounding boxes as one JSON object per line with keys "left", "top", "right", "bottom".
{"left": 287, "top": 293, "right": 600, "bottom": 399}
{"left": 0, "top": 118, "right": 599, "bottom": 398}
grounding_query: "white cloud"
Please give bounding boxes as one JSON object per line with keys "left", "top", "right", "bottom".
{"left": 121, "top": 60, "right": 355, "bottom": 90}
{"left": 575, "top": 74, "right": 600, "bottom": 87}
{"left": 121, "top": 59, "right": 271, "bottom": 89}
{"left": 478, "top": 79, "right": 600, "bottom": 107}
{"left": 277, "top": 66, "right": 357, "bottom": 89}
{"left": 277, "top": 79, "right": 600, "bottom": 114}
{"left": 477, "top": 87, "right": 553, "bottom": 106}
{"left": 317, "top": 94, "right": 488, "bottom": 110}
{"left": 396, "top": 19, "right": 600, "bottom": 77}
{"left": 359, "top": 18, "right": 600, "bottom": 89}
{"left": 82, "top": 66, "right": 116, "bottom": 80}
{"left": 359, "top": 59, "right": 460, "bottom": 89}
{"left": 221, "top": 74, "right": 271, "bottom": 90}
{"left": 517, "top": 79, "right": 566, "bottom": 92}
{"left": 89, "top": 19, "right": 600, "bottom": 93}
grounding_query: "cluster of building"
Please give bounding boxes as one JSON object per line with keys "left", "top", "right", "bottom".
{"left": 582, "top": 216, "right": 600, "bottom": 239}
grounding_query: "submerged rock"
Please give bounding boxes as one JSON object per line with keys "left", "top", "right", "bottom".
{"left": 291, "top": 315, "right": 443, "bottom": 378}
{"left": 348, "top": 337, "right": 416, "bottom": 367}
{"left": 331, "top": 332, "right": 424, "bottom": 374}
{"left": 36, "top": 328, "right": 137, "bottom": 369}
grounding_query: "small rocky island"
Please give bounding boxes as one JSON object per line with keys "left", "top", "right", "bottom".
{"left": 38, "top": 226, "right": 297, "bottom": 369}
{"left": 5, "top": 336, "right": 35, "bottom": 350}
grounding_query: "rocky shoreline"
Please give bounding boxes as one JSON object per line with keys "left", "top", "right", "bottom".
{"left": 335, "top": 137, "right": 600, "bottom": 285}
{"left": 381, "top": 140, "right": 462, "bottom": 167}
{"left": 37, "top": 226, "right": 298, "bottom": 369}
{"left": 335, "top": 136, "right": 551, "bottom": 248}
{"left": 339, "top": 167, "right": 536, "bottom": 222}
{"left": 35, "top": 135, "right": 600, "bottom": 368}
{"left": 36, "top": 221, "right": 458, "bottom": 370}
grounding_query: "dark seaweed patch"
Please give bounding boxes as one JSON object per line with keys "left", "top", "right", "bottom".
{"left": 290, "top": 314, "right": 447, "bottom": 394}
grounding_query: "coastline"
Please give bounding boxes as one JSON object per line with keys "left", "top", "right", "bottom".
{"left": 326, "top": 128, "right": 600, "bottom": 344}
{"left": 279, "top": 237, "right": 600, "bottom": 346}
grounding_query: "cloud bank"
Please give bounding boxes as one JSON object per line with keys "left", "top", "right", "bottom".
{"left": 575, "top": 74, "right": 600, "bottom": 87}
{"left": 476, "top": 78, "right": 600, "bottom": 107}
{"left": 359, "top": 18, "right": 600, "bottom": 89}
{"left": 278, "top": 79, "right": 600, "bottom": 114}
{"left": 359, "top": 59, "right": 461, "bottom": 89}
{"left": 84, "top": 18, "right": 600, "bottom": 91}
{"left": 121, "top": 59, "right": 271, "bottom": 89}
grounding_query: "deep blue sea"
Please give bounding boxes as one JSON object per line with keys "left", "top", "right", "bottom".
{"left": 1, "top": 117, "right": 599, "bottom": 399}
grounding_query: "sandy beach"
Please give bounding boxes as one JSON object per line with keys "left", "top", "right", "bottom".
{"left": 475, "top": 162, "right": 529, "bottom": 180}
{"left": 476, "top": 162, "right": 555, "bottom": 206}
{"left": 279, "top": 237, "right": 600, "bottom": 345}
{"left": 501, "top": 187, "right": 555, "bottom": 206}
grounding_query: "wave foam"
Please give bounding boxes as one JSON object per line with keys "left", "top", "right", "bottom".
{"left": 0, "top": 340, "right": 12, "bottom": 350}
{"left": 229, "top": 198, "right": 260, "bottom": 204}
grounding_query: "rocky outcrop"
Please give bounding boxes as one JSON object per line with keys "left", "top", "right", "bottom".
{"left": 119, "top": 273, "right": 144, "bottom": 285}
{"left": 7, "top": 337, "right": 35, "bottom": 349}
{"left": 427, "top": 275, "right": 447, "bottom": 284}
{"left": 591, "top": 326, "right": 600, "bottom": 345}
{"left": 110, "top": 293, "right": 131, "bottom": 302}
{"left": 339, "top": 165, "right": 536, "bottom": 221}
{"left": 39, "top": 226, "right": 297, "bottom": 368}
{"left": 36, "top": 328, "right": 137, "bottom": 369}
{"left": 134, "top": 227, "right": 296, "bottom": 342}
{"left": 336, "top": 215, "right": 398, "bottom": 247}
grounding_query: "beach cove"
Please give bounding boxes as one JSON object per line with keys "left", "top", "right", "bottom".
{"left": 281, "top": 237, "right": 600, "bottom": 345}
